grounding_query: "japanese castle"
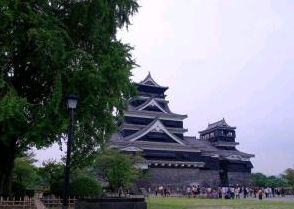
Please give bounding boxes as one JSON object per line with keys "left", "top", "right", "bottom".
{"left": 110, "top": 73, "right": 254, "bottom": 187}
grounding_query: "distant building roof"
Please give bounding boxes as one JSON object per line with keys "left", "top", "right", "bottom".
{"left": 199, "top": 118, "right": 236, "bottom": 134}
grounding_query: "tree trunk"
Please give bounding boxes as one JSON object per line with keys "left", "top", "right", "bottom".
{"left": 0, "top": 139, "right": 17, "bottom": 197}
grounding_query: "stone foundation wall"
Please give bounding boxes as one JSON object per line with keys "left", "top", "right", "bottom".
{"left": 198, "top": 170, "right": 220, "bottom": 186}
{"left": 143, "top": 168, "right": 220, "bottom": 187}
{"left": 228, "top": 172, "right": 251, "bottom": 185}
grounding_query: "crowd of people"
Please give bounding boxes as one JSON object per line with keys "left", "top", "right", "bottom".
{"left": 151, "top": 185, "right": 287, "bottom": 200}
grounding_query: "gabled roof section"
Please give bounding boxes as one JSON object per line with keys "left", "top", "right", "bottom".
{"left": 128, "top": 96, "right": 173, "bottom": 114}
{"left": 138, "top": 72, "right": 168, "bottom": 89}
{"left": 124, "top": 119, "right": 185, "bottom": 145}
{"left": 199, "top": 118, "right": 236, "bottom": 134}
{"left": 136, "top": 98, "right": 169, "bottom": 113}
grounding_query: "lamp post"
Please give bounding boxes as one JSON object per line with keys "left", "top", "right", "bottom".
{"left": 63, "top": 95, "right": 78, "bottom": 209}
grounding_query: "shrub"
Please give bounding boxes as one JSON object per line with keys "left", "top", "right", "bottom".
{"left": 50, "top": 176, "right": 102, "bottom": 197}
{"left": 69, "top": 177, "right": 102, "bottom": 197}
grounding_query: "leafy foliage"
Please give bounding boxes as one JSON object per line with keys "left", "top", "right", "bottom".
{"left": 0, "top": 0, "right": 139, "bottom": 195}
{"left": 251, "top": 173, "right": 267, "bottom": 187}
{"left": 282, "top": 167, "right": 294, "bottom": 188}
{"left": 11, "top": 153, "right": 41, "bottom": 197}
{"left": 94, "top": 149, "right": 140, "bottom": 192}
{"left": 50, "top": 179, "right": 64, "bottom": 197}
{"left": 69, "top": 177, "right": 102, "bottom": 197}
{"left": 38, "top": 159, "right": 64, "bottom": 190}
{"left": 44, "top": 166, "right": 102, "bottom": 197}
{"left": 13, "top": 157, "right": 41, "bottom": 190}
{"left": 251, "top": 172, "right": 286, "bottom": 187}
{"left": 39, "top": 159, "right": 105, "bottom": 196}
{"left": 267, "top": 175, "right": 286, "bottom": 188}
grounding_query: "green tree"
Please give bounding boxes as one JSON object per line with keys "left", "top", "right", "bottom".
{"left": 251, "top": 172, "right": 287, "bottom": 188}
{"left": 267, "top": 175, "right": 286, "bottom": 188}
{"left": 94, "top": 150, "right": 140, "bottom": 193}
{"left": 251, "top": 173, "right": 268, "bottom": 187}
{"left": 38, "top": 160, "right": 64, "bottom": 191}
{"left": 282, "top": 167, "right": 294, "bottom": 188}
{"left": 50, "top": 176, "right": 102, "bottom": 197}
{"left": 13, "top": 157, "right": 41, "bottom": 190}
{"left": 10, "top": 152, "right": 41, "bottom": 197}
{"left": 39, "top": 160, "right": 100, "bottom": 196}
{"left": 0, "top": 0, "right": 139, "bottom": 195}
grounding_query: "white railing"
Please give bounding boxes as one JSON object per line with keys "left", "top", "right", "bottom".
{"left": 0, "top": 196, "right": 35, "bottom": 208}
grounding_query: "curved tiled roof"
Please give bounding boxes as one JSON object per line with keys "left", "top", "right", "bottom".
{"left": 183, "top": 137, "right": 218, "bottom": 152}
{"left": 125, "top": 110, "right": 187, "bottom": 120}
{"left": 110, "top": 140, "right": 202, "bottom": 153}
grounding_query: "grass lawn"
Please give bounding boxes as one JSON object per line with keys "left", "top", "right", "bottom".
{"left": 147, "top": 197, "right": 294, "bottom": 209}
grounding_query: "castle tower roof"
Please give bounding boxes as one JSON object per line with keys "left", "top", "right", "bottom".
{"left": 138, "top": 72, "right": 168, "bottom": 88}
{"left": 199, "top": 118, "right": 236, "bottom": 134}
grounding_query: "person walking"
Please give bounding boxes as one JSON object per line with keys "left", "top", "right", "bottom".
{"left": 243, "top": 187, "right": 248, "bottom": 198}
{"left": 258, "top": 188, "right": 263, "bottom": 200}
{"left": 230, "top": 186, "right": 235, "bottom": 199}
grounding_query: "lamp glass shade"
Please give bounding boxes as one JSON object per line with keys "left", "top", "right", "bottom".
{"left": 66, "top": 95, "right": 78, "bottom": 109}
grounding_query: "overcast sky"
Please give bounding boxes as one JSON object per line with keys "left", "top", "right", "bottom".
{"left": 37, "top": 0, "right": 294, "bottom": 175}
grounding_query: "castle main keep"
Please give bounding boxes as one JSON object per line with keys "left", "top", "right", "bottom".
{"left": 110, "top": 73, "right": 254, "bottom": 187}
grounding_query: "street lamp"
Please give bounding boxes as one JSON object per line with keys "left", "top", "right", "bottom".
{"left": 63, "top": 95, "right": 78, "bottom": 209}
